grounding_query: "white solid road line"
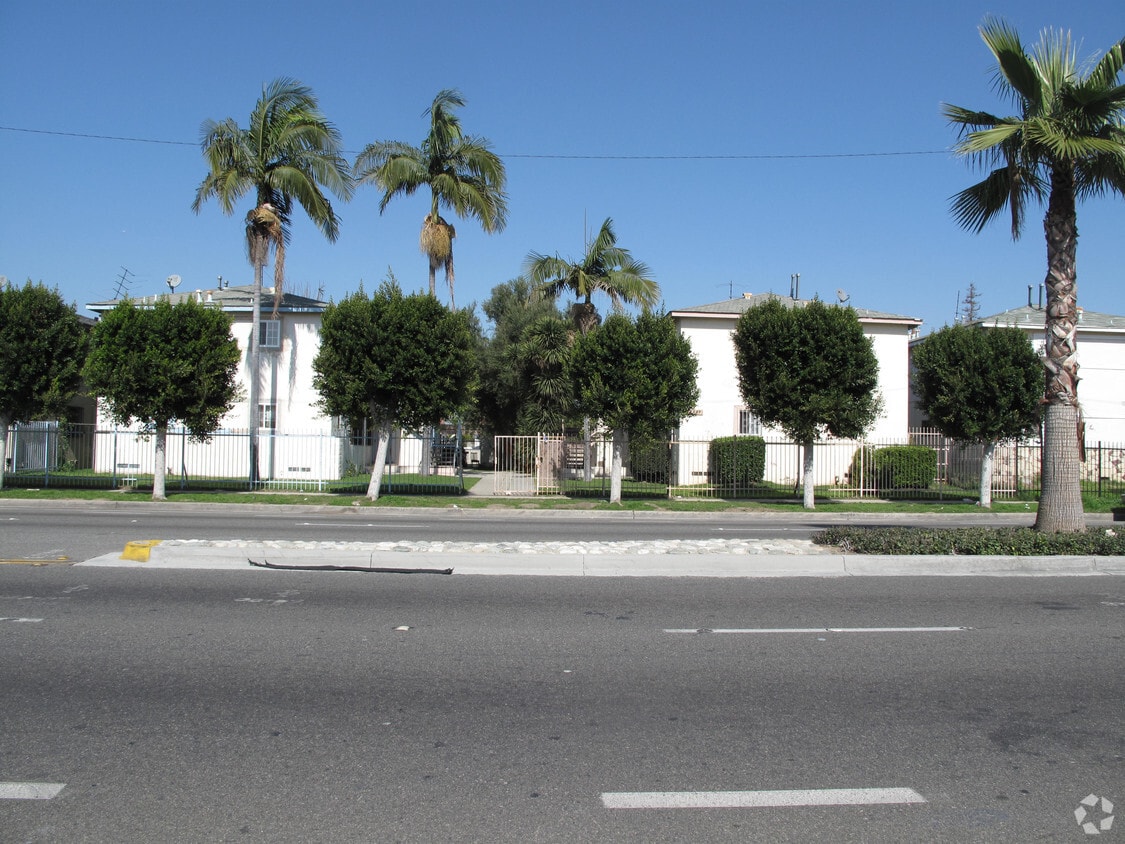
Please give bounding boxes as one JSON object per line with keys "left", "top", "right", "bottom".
{"left": 664, "top": 626, "right": 968, "bottom": 634}
{"left": 601, "top": 788, "right": 927, "bottom": 809}
{"left": 0, "top": 782, "right": 66, "bottom": 799}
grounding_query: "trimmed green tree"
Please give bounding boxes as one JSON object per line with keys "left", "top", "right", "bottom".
{"left": 943, "top": 19, "right": 1125, "bottom": 531}
{"left": 82, "top": 298, "right": 241, "bottom": 500}
{"left": 912, "top": 324, "right": 1042, "bottom": 507}
{"left": 568, "top": 312, "right": 698, "bottom": 504}
{"left": 0, "top": 281, "right": 89, "bottom": 489}
{"left": 312, "top": 283, "right": 476, "bottom": 500}
{"left": 733, "top": 299, "right": 881, "bottom": 509}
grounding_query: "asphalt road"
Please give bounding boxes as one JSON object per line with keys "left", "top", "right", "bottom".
{"left": 1, "top": 567, "right": 1121, "bottom": 842}
{"left": 0, "top": 501, "right": 1046, "bottom": 563}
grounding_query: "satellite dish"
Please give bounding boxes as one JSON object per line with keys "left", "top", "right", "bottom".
{"left": 166, "top": 274, "right": 182, "bottom": 291}
{"left": 836, "top": 288, "right": 850, "bottom": 303}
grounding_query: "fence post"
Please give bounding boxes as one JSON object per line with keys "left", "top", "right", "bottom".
{"left": 44, "top": 424, "right": 53, "bottom": 488}
{"left": 1098, "top": 442, "right": 1103, "bottom": 498}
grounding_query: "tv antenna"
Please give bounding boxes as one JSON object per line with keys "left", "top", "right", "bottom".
{"left": 166, "top": 274, "right": 182, "bottom": 293}
{"left": 836, "top": 288, "right": 850, "bottom": 305}
{"left": 112, "top": 266, "right": 134, "bottom": 298}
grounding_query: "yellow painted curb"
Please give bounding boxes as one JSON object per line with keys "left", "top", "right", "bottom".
{"left": 121, "top": 540, "right": 163, "bottom": 562}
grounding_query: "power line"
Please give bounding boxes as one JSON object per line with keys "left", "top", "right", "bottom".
{"left": 1, "top": 125, "right": 195, "bottom": 146}
{"left": 0, "top": 124, "right": 950, "bottom": 161}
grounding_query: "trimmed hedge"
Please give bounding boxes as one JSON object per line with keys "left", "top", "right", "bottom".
{"left": 813, "top": 526, "right": 1125, "bottom": 555}
{"left": 708, "top": 436, "right": 766, "bottom": 488}
{"left": 851, "top": 445, "right": 937, "bottom": 490}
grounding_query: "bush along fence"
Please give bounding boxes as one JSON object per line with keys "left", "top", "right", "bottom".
{"left": 1, "top": 421, "right": 467, "bottom": 494}
{"left": 492, "top": 431, "right": 1125, "bottom": 501}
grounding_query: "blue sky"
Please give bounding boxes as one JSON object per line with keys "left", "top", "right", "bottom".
{"left": 2, "top": 0, "right": 1122, "bottom": 334}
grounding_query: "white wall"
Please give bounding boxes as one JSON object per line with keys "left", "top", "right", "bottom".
{"left": 1070, "top": 333, "right": 1125, "bottom": 443}
{"left": 223, "top": 312, "right": 333, "bottom": 435}
{"left": 911, "top": 324, "right": 1125, "bottom": 444}
{"left": 674, "top": 314, "right": 914, "bottom": 443}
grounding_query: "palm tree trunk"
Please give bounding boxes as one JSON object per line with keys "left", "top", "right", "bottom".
{"left": 248, "top": 259, "right": 262, "bottom": 486}
{"left": 153, "top": 423, "right": 168, "bottom": 500}
{"left": 979, "top": 441, "right": 995, "bottom": 508}
{"left": 1035, "top": 166, "right": 1084, "bottom": 532}
{"left": 801, "top": 439, "right": 816, "bottom": 509}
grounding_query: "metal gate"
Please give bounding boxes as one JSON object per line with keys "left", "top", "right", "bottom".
{"left": 493, "top": 435, "right": 565, "bottom": 495}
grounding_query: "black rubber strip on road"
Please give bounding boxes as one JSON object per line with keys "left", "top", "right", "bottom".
{"left": 248, "top": 558, "right": 453, "bottom": 575}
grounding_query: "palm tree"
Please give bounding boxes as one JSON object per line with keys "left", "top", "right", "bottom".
{"left": 354, "top": 89, "right": 507, "bottom": 306}
{"left": 525, "top": 217, "right": 660, "bottom": 334}
{"left": 943, "top": 19, "right": 1125, "bottom": 533}
{"left": 192, "top": 77, "right": 353, "bottom": 484}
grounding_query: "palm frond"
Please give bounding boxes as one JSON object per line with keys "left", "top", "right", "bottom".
{"left": 980, "top": 17, "right": 1043, "bottom": 109}
{"left": 194, "top": 77, "right": 349, "bottom": 252}
{"left": 950, "top": 168, "right": 1021, "bottom": 235}
{"left": 1085, "top": 38, "right": 1125, "bottom": 90}
{"left": 1074, "top": 150, "right": 1125, "bottom": 199}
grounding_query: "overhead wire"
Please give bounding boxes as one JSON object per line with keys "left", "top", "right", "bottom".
{"left": 0, "top": 124, "right": 950, "bottom": 160}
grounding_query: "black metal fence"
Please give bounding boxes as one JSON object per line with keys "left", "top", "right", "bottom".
{"left": 492, "top": 431, "right": 1125, "bottom": 501}
{"left": 1, "top": 422, "right": 466, "bottom": 494}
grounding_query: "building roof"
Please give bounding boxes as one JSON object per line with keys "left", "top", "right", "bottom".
{"left": 86, "top": 284, "right": 328, "bottom": 315}
{"left": 972, "top": 305, "right": 1125, "bottom": 333}
{"left": 670, "top": 292, "right": 922, "bottom": 326}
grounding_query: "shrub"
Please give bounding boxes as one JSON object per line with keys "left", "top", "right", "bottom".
{"left": 708, "top": 436, "right": 766, "bottom": 488}
{"left": 812, "top": 526, "right": 1125, "bottom": 555}
{"left": 872, "top": 445, "right": 937, "bottom": 490}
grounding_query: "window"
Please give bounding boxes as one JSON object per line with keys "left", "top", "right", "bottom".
{"left": 737, "top": 407, "right": 761, "bottom": 436}
{"left": 259, "top": 319, "right": 281, "bottom": 349}
{"left": 258, "top": 403, "right": 277, "bottom": 430}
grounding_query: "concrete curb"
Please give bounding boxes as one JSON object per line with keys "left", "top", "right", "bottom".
{"left": 76, "top": 543, "right": 1125, "bottom": 578}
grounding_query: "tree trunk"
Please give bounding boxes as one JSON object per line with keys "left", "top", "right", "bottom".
{"left": 420, "top": 426, "right": 433, "bottom": 477}
{"left": 609, "top": 428, "right": 627, "bottom": 504}
{"left": 583, "top": 419, "right": 593, "bottom": 482}
{"left": 0, "top": 413, "right": 10, "bottom": 490}
{"left": 801, "top": 439, "right": 815, "bottom": 509}
{"left": 153, "top": 423, "right": 168, "bottom": 501}
{"left": 366, "top": 420, "right": 393, "bottom": 500}
{"left": 978, "top": 441, "right": 996, "bottom": 509}
{"left": 1036, "top": 403, "right": 1084, "bottom": 532}
{"left": 1035, "top": 165, "right": 1084, "bottom": 532}
{"left": 248, "top": 258, "right": 263, "bottom": 487}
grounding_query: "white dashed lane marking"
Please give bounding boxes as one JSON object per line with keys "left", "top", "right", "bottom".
{"left": 0, "top": 782, "right": 66, "bottom": 799}
{"left": 601, "top": 788, "right": 927, "bottom": 809}
{"left": 665, "top": 627, "right": 968, "bottom": 634}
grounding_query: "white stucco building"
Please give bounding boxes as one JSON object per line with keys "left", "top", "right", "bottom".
{"left": 667, "top": 293, "right": 922, "bottom": 489}
{"left": 913, "top": 304, "right": 1125, "bottom": 444}
{"left": 85, "top": 284, "right": 357, "bottom": 483}
{"left": 671, "top": 293, "right": 923, "bottom": 442}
